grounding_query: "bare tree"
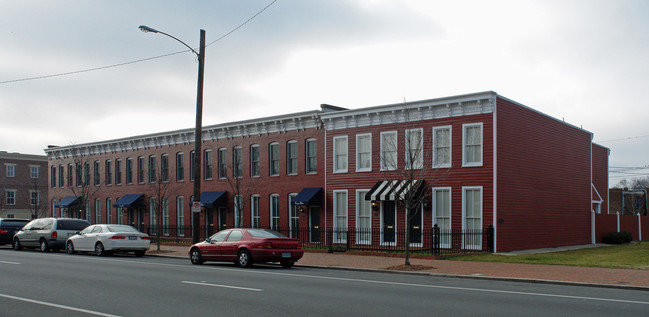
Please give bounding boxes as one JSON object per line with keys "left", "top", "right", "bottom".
{"left": 145, "top": 162, "right": 178, "bottom": 251}
{"left": 62, "top": 145, "right": 101, "bottom": 219}
{"left": 216, "top": 142, "right": 261, "bottom": 228}
{"left": 28, "top": 177, "right": 48, "bottom": 219}
{"left": 616, "top": 176, "right": 649, "bottom": 190}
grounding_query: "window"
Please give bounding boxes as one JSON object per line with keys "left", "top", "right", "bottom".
{"left": 234, "top": 195, "right": 243, "bottom": 228}
{"left": 149, "top": 197, "right": 157, "bottom": 235}
{"left": 270, "top": 194, "right": 279, "bottom": 230}
{"left": 433, "top": 126, "right": 452, "bottom": 168}
{"left": 161, "top": 154, "right": 169, "bottom": 182}
{"left": 463, "top": 186, "right": 483, "bottom": 249}
{"left": 162, "top": 197, "right": 169, "bottom": 235}
{"left": 433, "top": 187, "right": 451, "bottom": 248}
{"left": 333, "top": 190, "right": 348, "bottom": 242}
{"left": 250, "top": 145, "right": 260, "bottom": 177}
{"left": 106, "top": 198, "right": 112, "bottom": 224}
{"left": 176, "top": 152, "right": 184, "bottom": 181}
{"left": 463, "top": 123, "right": 483, "bottom": 167}
{"left": 356, "top": 133, "right": 372, "bottom": 172}
{"left": 177, "top": 197, "right": 184, "bottom": 236}
{"left": 5, "top": 164, "right": 15, "bottom": 177}
{"left": 269, "top": 143, "right": 279, "bottom": 176}
{"left": 189, "top": 151, "right": 195, "bottom": 181}
{"left": 405, "top": 128, "right": 423, "bottom": 169}
{"left": 149, "top": 155, "right": 156, "bottom": 183}
{"left": 137, "top": 156, "right": 144, "bottom": 183}
{"left": 6, "top": 190, "right": 16, "bottom": 205}
{"left": 233, "top": 147, "right": 242, "bottom": 178}
{"left": 30, "top": 166, "right": 39, "bottom": 178}
{"left": 83, "top": 162, "right": 90, "bottom": 186}
{"left": 52, "top": 199, "right": 56, "bottom": 217}
{"left": 105, "top": 161, "right": 112, "bottom": 185}
{"left": 333, "top": 136, "right": 348, "bottom": 173}
{"left": 95, "top": 199, "right": 101, "bottom": 224}
{"left": 306, "top": 139, "right": 317, "bottom": 174}
{"left": 67, "top": 164, "right": 73, "bottom": 187}
{"left": 251, "top": 195, "right": 260, "bottom": 228}
{"left": 115, "top": 159, "right": 122, "bottom": 185}
{"left": 380, "top": 131, "right": 397, "bottom": 170}
{"left": 76, "top": 162, "right": 82, "bottom": 186}
{"left": 59, "top": 165, "right": 64, "bottom": 187}
{"left": 30, "top": 191, "right": 40, "bottom": 206}
{"left": 126, "top": 158, "right": 133, "bottom": 184}
{"left": 218, "top": 148, "right": 227, "bottom": 179}
{"left": 203, "top": 149, "right": 213, "bottom": 180}
{"left": 92, "top": 161, "right": 99, "bottom": 186}
{"left": 287, "top": 141, "right": 298, "bottom": 175}
{"left": 356, "top": 190, "right": 371, "bottom": 244}
{"left": 288, "top": 193, "right": 299, "bottom": 238}
{"left": 50, "top": 166, "right": 56, "bottom": 188}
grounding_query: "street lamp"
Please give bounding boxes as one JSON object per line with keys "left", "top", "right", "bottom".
{"left": 139, "top": 25, "right": 206, "bottom": 244}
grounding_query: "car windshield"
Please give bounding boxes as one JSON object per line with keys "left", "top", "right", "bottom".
{"left": 56, "top": 220, "right": 90, "bottom": 230}
{"left": 247, "top": 229, "right": 287, "bottom": 238}
{"left": 105, "top": 225, "right": 139, "bottom": 233}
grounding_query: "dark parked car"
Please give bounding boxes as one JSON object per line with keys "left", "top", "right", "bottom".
{"left": 13, "top": 218, "right": 90, "bottom": 252}
{"left": 189, "top": 228, "right": 304, "bottom": 268}
{"left": 0, "top": 218, "right": 30, "bottom": 245}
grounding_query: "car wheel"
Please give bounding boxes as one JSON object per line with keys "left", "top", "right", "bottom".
{"left": 237, "top": 250, "right": 253, "bottom": 268}
{"left": 190, "top": 248, "right": 203, "bottom": 265}
{"left": 39, "top": 239, "right": 50, "bottom": 252}
{"left": 134, "top": 250, "right": 145, "bottom": 257}
{"left": 66, "top": 241, "right": 76, "bottom": 254}
{"left": 280, "top": 261, "right": 294, "bottom": 269}
{"left": 95, "top": 242, "right": 106, "bottom": 256}
{"left": 13, "top": 238, "right": 22, "bottom": 251}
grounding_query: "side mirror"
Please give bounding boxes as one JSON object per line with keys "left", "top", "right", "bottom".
{"left": 205, "top": 237, "right": 212, "bottom": 243}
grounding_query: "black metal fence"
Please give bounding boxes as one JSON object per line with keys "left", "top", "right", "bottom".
{"left": 142, "top": 224, "right": 494, "bottom": 256}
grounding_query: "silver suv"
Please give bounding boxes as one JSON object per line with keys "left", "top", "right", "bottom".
{"left": 13, "top": 218, "right": 90, "bottom": 252}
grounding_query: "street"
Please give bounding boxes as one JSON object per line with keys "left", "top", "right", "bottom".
{"left": 1, "top": 248, "right": 648, "bottom": 317}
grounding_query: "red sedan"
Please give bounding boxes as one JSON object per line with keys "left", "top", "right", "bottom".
{"left": 188, "top": 228, "right": 304, "bottom": 268}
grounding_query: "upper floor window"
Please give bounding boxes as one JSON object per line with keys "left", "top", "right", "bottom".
{"left": 405, "top": 128, "right": 423, "bottom": 170}
{"left": 105, "top": 161, "right": 112, "bottom": 185}
{"left": 433, "top": 126, "right": 452, "bottom": 168}
{"left": 84, "top": 162, "right": 90, "bottom": 185}
{"left": 269, "top": 143, "right": 279, "bottom": 176}
{"left": 463, "top": 123, "right": 483, "bottom": 167}
{"left": 380, "top": 131, "right": 397, "bottom": 170}
{"left": 30, "top": 166, "right": 39, "bottom": 178}
{"left": 58, "top": 165, "right": 64, "bottom": 187}
{"left": 137, "top": 157, "right": 144, "bottom": 183}
{"left": 203, "top": 149, "right": 213, "bottom": 180}
{"left": 287, "top": 141, "right": 298, "bottom": 175}
{"left": 189, "top": 151, "right": 195, "bottom": 181}
{"left": 305, "top": 139, "right": 317, "bottom": 174}
{"left": 161, "top": 154, "right": 169, "bottom": 182}
{"left": 333, "top": 136, "right": 348, "bottom": 173}
{"left": 250, "top": 145, "right": 260, "bottom": 177}
{"left": 5, "top": 164, "right": 16, "bottom": 178}
{"left": 93, "top": 161, "right": 100, "bottom": 186}
{"left": 218, "top": 148, "right": 227, "bottom": 179}
{"left": 115, "top": 159, "right": 122, "bottom": 185}
{"left": 75, "top": 162, "right": 83, "bottom": 186}
{"left": 356, "top": 133, "right": 372, "bottom": 172}
{"left": 148, "top": 155, "right": 156, "bottom": 183}
{"left": 126, "top": 158, "right": 133, "bottom": 184}
{"left": 233, "top": 147, "right": 242, "bottom": 178}
{"left": 50, "top": 166, "right": 56, "bottom": 188}
{"left": 176, "top": 152, "right": 184, "bottom": 181}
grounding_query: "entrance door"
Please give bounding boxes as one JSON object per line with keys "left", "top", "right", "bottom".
{"left": 382, "top": 201, "right": 396, "bottom": 244}
{"left": 206, "top": 207, "right": 215, "bottom": 236}
{"left": 408, "top": 206, "right": 422, "bottom": 244}
{"left": 218, "top": 207, "right": 228, "bottom": 231}
{"left": 309, "top": 207, "right": 321, "bottom": 243}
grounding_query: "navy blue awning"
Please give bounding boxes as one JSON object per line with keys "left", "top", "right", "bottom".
{"left": 113, "top": 194, "right": 144, "bottom": 208}
{"left": 201, "top": 191, "right": 227, "bottom": 207}
{"left": 293, "top": 188, "right": 322, "bottom": 206}
{"left": 55, "top": 196, "right": 81, "bottom": 208}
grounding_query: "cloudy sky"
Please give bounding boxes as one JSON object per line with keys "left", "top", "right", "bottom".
{"left": 2, "top": 0, "right": 648, "bottom": 184}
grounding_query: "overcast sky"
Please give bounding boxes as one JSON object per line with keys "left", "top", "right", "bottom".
{"left": 2, "top": 0, "right": 648, "bottom": 184}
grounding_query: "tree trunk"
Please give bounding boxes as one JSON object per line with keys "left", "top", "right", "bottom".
{"left": 404, "top": 205, "right": 411, "bottom": 266}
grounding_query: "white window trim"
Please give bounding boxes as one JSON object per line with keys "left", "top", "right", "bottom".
{"left": 462, "top": 122, "right": 483, "bottom": 167}
{"left": 218, "top": 147, "right": 227, "bottom": 179}
{"left": 269, "top": 194, "right": 280, "bottom": 230}
{"left": 333, "top": 136, "right": 348, "bottom": 173}
{"left": 30, "top": 165, "right": 39, "bottom": 178}
{"left": 5, "top": 189, "right": 17, "bottom": 205}
{"left": 462, "top": 186, "right": 483, "bottom": 250}
{"left": 288, "top": 193, "right": 298, "bottom": 236}
{"left": 380, "top": 131, "right": 397, "bottom": 171}
{"left": 177, "top": 196, "right": 185, "bottom": 236}
{"left": 269, "top": 142, "right": 280, "bottom": 176}
{"left": 250, "top": 194, "right": 260, "bottom": 228}
{"left": 287, "top": 140, "right": 298, "bottom": 175}
{"left": 356, "top": 133, "right": 372, "bottom": 172}
{"left": 5, "top": 163, "right": 16, "bottom": 178}
{"left": 305, "top": 138, "right": 317, "bottom": 174}
{"left": 432, "top": 126, "right": 452, "bottom": 168}
{"left": 405, "top": 128, "right": 424, "bottom": 170}
{"left": 333, "top": 190, "right": 348, "bottom": 243}
{"left": 432, "top": 187, "right": 452, "bottom": 248}
{"left": 233, "top": 194, "right": 242, "bottom": 228}
{"left": 250, "top": 144, "right": 260, "bottom": 178}
{"left": 355, "top": 189, "right": 372, "bottom": 245}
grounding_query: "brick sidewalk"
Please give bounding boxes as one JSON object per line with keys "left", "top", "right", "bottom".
{"left": 150, "top": 245, "right": 649, "bottom": 289}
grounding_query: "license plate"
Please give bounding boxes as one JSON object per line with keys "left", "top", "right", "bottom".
{"left": 129, "top": 236, "right": 137, "bottom": 240}
{"left": 282, "top": 252, "right": 291, "bottom": 258}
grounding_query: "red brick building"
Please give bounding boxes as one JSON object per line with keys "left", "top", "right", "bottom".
{"left": 45, "top": 91, "right": 609, "bottom": 252}
{"left": 1, "top": 151, "right": 48, "bottom": 219}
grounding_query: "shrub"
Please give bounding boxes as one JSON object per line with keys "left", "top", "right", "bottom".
{"left": 602, "top": 231, "right": 633, "bottom": 244}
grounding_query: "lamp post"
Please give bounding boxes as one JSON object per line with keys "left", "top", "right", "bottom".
{"left": 139, "top": 25, "right": 205, "bottom": 244}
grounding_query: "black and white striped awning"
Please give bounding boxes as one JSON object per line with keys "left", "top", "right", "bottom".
{"left": 365, "top": 180, "right": 424, "bottom": 201}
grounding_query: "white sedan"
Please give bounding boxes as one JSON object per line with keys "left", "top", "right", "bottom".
{"left": 66, "top": 224, "right": 150, "bottom": 257}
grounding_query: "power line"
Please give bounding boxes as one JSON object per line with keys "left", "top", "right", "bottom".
{"left": 598, "top": 134, "right": 649, "bottom": 143}
{"left": 0, "top": 0, "right": 278, "bottom": 85}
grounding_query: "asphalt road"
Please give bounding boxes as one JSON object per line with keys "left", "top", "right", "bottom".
{"left": 1, "top": 247, "right": 648, "bottom": 317}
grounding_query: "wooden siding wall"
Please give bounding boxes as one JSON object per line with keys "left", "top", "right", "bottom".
{"left": 495, "top": 98, "right": 592, "bottom": 252}
{"left": 591, "top": 143, "right": 609, "bottom": 213}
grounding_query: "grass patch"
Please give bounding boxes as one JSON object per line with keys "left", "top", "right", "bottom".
{"left": 443, "top": 241, "right": 649, "bottom": 270}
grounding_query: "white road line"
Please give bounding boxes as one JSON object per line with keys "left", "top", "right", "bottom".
{"left": 0, "top": 260, "right": 20, "bottom": 265}
{"left": 0, "top": 294, "right": 123, "bottom": 317}
{"left": 181, "top": 280, "right": 263, "bottom": 292}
